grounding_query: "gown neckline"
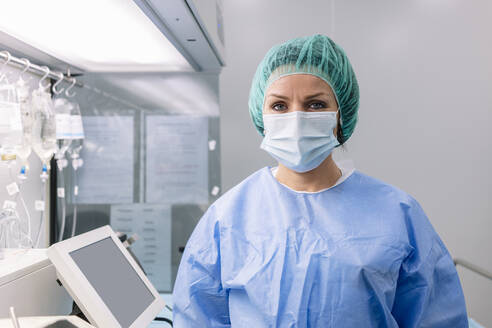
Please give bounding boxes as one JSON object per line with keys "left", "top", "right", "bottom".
{"left": 266, "top": 159, "right": 356, "bottom": 195}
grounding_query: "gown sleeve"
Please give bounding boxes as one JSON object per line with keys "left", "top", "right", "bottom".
{"left": 172, "top": 205, "right": 231, "bottom": 327}
{"left": 391, "top": 198, "right": 469, "bottom": 328}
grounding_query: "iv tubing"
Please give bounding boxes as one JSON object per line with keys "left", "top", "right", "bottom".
{"left": 70, "top": 166, "right": 78, "bottom": 237}
{"left": 57, "top": 164, "right": 66, "bottom": 242}
{"left": 34, "top": 178, "right": 46, "bottom": 248}
{"left": 8, "top": 164, "right": 33, "bottom": 247}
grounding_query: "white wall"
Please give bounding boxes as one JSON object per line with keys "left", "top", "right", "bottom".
{"left": 220, "top": 0, "right": 492, "bottom": 325}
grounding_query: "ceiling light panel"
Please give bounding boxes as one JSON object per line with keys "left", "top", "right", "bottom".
{"left": 0, "top": 0, "right": 193, "bottom": 72}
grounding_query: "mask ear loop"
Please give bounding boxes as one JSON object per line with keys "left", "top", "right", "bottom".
{"left": 335, "top": 108, "right": 344, "bottom": 146}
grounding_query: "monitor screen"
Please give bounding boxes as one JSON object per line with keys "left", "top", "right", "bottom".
{"left": 69, "top": 237, "right": 155, "bottom": 328}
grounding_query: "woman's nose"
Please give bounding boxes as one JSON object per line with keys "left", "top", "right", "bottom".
{"left": 289, "top": 103, "right": 307, "bottom": 112}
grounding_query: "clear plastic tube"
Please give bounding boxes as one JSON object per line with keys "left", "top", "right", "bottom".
{"left": 71, "top": 203, "right": 77, "bottom": 238}
{"left": 57, "top": 163, "right": 66, "bottom": 242}
{"left": 34, "top": 214, "right": 44, "bottom": 248}
{"left": 3, "top": 216, "right": 21, "bottom": 247}
{"left": 6, "top": 163, "right": 33, "bottom": 247}
{"left": 17, "top": 188, "right": 31, "bottom": 244}
{"left": 16, "top": 172, "right": 32, "bottom": 246}
{"left": 8, "top": 218, "right": 19, "bottom": 247}
{"left": 34, "top": 179, "right": 46, "bottom": 248}
{"left": 0, "top": 210, "right": 8, "bottom": 248}
{"left": 0, "top": 220, "right": 7, "bottom": 248}
{"left": 10, "top": 206, "right": 33, "bottom": 248}
{"left": 70, "top": 166, "right": 78, "bottom": 237}
{"left": 0, "top": 224, "right": 5, "bottom": 248}
{"left": 5, "top": 221, "right": 12, "bottom": 248}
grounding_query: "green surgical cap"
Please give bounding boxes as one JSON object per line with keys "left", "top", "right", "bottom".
{"left": 248, "top": 34, "right": 360, "bottom": 143}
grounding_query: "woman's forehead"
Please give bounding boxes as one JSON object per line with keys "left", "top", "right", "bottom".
{"left": 266, "top": 74, "right": 335, "bottom": 97}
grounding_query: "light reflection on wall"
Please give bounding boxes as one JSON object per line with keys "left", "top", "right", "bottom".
{"left": 79, "top": 73, "right": 219, "bottom": 116}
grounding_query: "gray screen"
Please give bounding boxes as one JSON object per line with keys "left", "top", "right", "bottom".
{"left": 69, "top": 237, "right": 155, "bottom": 327}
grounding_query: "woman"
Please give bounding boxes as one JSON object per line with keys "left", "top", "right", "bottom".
{"left": 173, "top": 34, "right": 468, "bottom": 327}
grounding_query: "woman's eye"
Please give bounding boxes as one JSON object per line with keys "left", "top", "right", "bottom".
{"left": 309, "top": 102, "right": 326, "bottom": 110}
{"left": 272, "top": 103, "right": 287, "bottom": 111}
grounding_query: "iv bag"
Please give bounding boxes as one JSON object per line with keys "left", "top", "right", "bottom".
{"left": 68, "top": 102, "right": 84, "bottom": 160}
{"left": 16, "top": 78, "right": 33, "bottom": 166}
{"left": 31, "top": 88, "right": 56, "bottom": 166}
{"left": 53, "top": 97, "right": 73, "bottom": 159}
{"left": 0, "top": 84, "right": 23, "bottom": 161}
{"left": 70, "top": 102, "right": 84, "bottom": 139}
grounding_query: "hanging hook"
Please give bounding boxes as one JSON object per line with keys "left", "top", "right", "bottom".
{"left": 18, "top": 58, "right": 30, "bottom": 81}
{"left": 39, "top": 66, "right": 51, "bottom": 90}
{"left": 52, "top": 72, "right": 65, "bottom": 95}
{"left": 65, "top": 77, "right": 76, "bottom": 97}
{"left": 0, "top": 51, "right": 12, "bottom": 69}
{"left": 0, "top": 51, "right": 12, "bottom": 83}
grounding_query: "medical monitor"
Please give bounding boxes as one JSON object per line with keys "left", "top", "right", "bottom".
{"left": 47, "top": 225, "right": 165, "bottom": 328}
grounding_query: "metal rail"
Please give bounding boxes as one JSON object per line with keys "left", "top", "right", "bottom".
{"left": 0, "top": 50, "right": 80, "bottom": 87}
{"left": 454, "top": 258, "right": 492, "bottom": 281}
{"left": 0, "top": 50, "right": 141, "bottom": 110}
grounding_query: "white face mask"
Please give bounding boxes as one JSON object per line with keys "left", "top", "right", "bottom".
{"left": 260, "top": 111, "right": 339, "bottom": 173}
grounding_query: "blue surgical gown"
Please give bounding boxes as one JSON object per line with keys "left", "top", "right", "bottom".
{"left": 173, "top": 167, "right": 468, "bottom": 327}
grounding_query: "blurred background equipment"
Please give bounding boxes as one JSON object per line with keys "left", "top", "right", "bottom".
{"left": 0, "top": 0, "right": 224, "bottom": 324}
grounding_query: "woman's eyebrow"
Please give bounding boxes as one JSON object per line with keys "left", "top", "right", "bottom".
{"left": 304, "top": 92, "right": 330, "bottom": 100}
{"left": 266, "top": 92, "right": 331, "bottom": 100}
{"left": 266, "top": 93, "right": 289, "bottom": 100}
